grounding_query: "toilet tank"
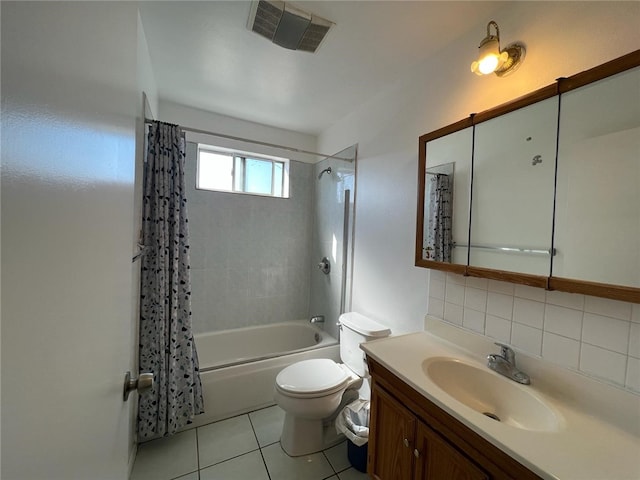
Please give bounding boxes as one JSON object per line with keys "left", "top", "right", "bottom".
{"left": 339, "top": 312, "right": 391, "bottom": 377}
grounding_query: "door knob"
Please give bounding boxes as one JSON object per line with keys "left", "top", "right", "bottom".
{"left": 123, "top": 371, "right": 154, "bottom": 401}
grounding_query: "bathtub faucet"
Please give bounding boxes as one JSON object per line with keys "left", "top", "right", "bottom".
{"left": 309, "top": 315, "right": 325, "bottom": 324}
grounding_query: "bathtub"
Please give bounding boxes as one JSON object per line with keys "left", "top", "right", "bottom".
{"left": 188, "top": 321, "right": 339, "bottom": 428}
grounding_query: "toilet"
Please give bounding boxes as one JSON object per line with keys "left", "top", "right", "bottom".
{"left": 274, "top": 312, "right": 391, "bottom": 456}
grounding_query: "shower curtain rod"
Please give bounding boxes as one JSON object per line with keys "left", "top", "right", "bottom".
{"left": 144, "top": 118, "right": 354, "bottom": 161}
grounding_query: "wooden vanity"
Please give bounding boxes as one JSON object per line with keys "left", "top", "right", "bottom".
{"left": 360, "top": 319, "right": 640, "bottom": 480}
{"left": 367, "top": 356, "right": 541, "bottom": 480}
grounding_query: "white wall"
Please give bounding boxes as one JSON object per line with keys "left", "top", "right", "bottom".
{"left": 318, "top": 3, "right": 640, "bottom": 346}
{"left": 1, "top": 3, "right": 140, "bottom": 478}
{"left": 159, "top": 100, "right": 317, "bottom": 164}
{"left": 137, "top": 13, "right": 159, "bottom": 120}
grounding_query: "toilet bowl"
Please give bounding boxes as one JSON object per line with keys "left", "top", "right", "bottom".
{"left": 275, "top": 313, "right": 390, "bottom": 456}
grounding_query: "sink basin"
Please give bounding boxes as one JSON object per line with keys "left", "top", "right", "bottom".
{"left": 423, "top": 357, "right": 562, "bottom": 432}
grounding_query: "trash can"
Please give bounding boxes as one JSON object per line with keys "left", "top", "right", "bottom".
{"left": 335, "top": 399, "right": 370, "bottom": 473}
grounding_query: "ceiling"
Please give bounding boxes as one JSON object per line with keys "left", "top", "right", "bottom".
{"left": 139, "top": 1, "right": 501, "bottom": 135}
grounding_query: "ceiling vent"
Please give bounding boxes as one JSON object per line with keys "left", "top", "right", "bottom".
{"left": 247, "top": 1, "right": 333, "bottom": 53}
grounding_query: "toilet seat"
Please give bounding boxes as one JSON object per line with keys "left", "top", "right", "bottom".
{"left": 276, "top": 359, "right": 350, "bottom": 398}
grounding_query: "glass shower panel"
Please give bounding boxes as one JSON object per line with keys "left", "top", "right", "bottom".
{"left": 308, "top": 145, "right": 357, "bottom": 341}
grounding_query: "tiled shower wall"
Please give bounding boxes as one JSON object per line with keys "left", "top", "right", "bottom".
{"left": 185, "top": 142, "right": 314, "bottom": 334}
{"left": 427, "top": 270, "right": 640, "bottom": 393}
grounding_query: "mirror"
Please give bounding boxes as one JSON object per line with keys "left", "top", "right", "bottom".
{"left": 416, "top": 50, "right": 640, "bottom": 302}
{"left": 421, "top": 126, "right": 473, "bottom": 265}
{"left": 469, "top": 96, "right": 558, "bottom": 276}
{"left": 424, "top": 163, "right": 454, "bottom": 262}
{"left": 552, "top": 65, "right": 640, "bottom": 289}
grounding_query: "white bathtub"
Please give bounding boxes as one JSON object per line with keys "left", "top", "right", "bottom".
{"left": 188, "top": 321, "right": 339, "bottom": 428}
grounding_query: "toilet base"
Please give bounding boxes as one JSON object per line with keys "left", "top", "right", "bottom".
{"left": 280, "top": 414, "right": 344, "bottom": 457}
{"left": 279, "top": 389, "right": 359, "bottom": 457}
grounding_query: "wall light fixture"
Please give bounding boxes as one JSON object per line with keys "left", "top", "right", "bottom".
{"left": 471, "top": 21, "right": 525, "bottom": 77}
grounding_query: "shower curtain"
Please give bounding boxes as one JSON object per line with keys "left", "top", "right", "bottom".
{"left": 425, "top": 173, "right": 453, "bottom": 262}
{"left": 138, "top": 121, "right": 204, "bottom": 440}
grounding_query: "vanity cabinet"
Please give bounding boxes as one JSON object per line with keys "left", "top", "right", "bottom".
{"left": 414, "top": 422, "right": 488, "bottom": 480}
{"left": 367, "top": 356, "right": 541, "bottom": 480}
{"left": 370, "top": 385, "right": 488, "bottom": 480}
{"left": 368, "top": 385, "right": 415, "bottom": 479}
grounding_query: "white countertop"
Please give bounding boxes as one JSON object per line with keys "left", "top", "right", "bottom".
{"left": 360, "top": 317, "right": 640, "bottom": 480}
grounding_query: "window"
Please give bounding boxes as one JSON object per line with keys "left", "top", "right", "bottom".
{"left": 197, "top": 144, "right": 289, "bottom": 198}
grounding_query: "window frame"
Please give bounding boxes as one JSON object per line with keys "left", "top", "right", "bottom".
{"left": 196, "top": 144, "right": 290, "bottom": 198}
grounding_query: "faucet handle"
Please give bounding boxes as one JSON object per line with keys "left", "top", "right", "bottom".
{"left": 494, "top": 342, "right": 516, "bottom": 363}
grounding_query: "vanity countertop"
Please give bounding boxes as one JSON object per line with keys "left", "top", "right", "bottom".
{"left": 360, "top": 317, "right": 640, "bottom": 480}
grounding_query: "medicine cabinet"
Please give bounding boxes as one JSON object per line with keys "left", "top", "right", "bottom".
{"left": 416, "top": 50, "right": 640, "bottom": 303}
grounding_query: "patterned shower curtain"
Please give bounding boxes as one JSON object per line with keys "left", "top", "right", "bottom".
{"left": 425, "top": 173, "right": 453, "bottom": 262}
{"left": 138, "top": 121, "right": 204, "bottom": 440}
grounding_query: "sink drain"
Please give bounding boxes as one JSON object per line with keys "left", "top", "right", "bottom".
{"left": 483, "top": 412, "right": 501, "bottom": 422}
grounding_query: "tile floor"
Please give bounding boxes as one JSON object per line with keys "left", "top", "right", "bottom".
{"left": 131, "top": 405, "right": 368, "bottom": 480}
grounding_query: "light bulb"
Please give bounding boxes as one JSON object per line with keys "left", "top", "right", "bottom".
{"left": 478, "top": 54, "right": 500, "bottom": 74}
{"left": 471, "top": 50, "right": 509, "bottom": 76}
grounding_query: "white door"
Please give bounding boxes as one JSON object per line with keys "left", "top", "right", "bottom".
{"left": 1, "top": 3, "right": 139, "bottom": 479}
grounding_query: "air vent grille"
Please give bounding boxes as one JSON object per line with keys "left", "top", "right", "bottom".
{"left": 251, "top": 0, "right": 281, "bottom": 41}
{"left": 248, "top": 0, "right": 333, "bottom": 53}
{"left": 298, "top": 23, "right": 331, "bottom": 52}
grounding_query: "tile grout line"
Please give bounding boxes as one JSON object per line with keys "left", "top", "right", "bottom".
{"left": 624, "top": 321, "right": 632, "bottom": 388}
{"left": 247, "top": 413, "right": 273, "bottom": 480}
{"left": 195, "top": 427, "right": 201, "bottom": 474}
{"left": 198, "top": 447, "right": 263, "bottom": 471}
{"left": 322, "top": 450, "right": 338, "bottom": 478}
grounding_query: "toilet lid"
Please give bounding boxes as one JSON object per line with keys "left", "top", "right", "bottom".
{"left": 276, "top": 359, "right": 349, "bottom": 396}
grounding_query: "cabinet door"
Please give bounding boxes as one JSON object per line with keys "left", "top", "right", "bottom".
{"left": 369, "top": 385, "right": 416, "bottom": 480}
{"left": 469, "top": 96, "right": 558, "bottom": 277}
{"left": 415, "top": 422, "right": 490, "bottom": 480}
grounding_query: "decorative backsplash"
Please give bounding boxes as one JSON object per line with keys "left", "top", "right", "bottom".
{"left": 427, "top": 270, "right": 639, "bottom": 393}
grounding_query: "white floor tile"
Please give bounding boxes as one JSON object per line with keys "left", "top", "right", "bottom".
{"left": 323, "top": 441, "right": 350, "bottom": 472}
{"left": 132, "top": 408, "right": 370, "bottom": 480}
{"left": 261, "top": 442, "right": 335, "bottom": 480}
{"left": 131, "top": 430, "right": 198, "bottom": 480}
{"left": 249, "top": 405, "right": 285, "bottom": 447}
{"left": 173, "top": 472, "right": 199, "bottom": 480}
{"left": 338, "top": 467, "right": 369, "bottom": 479}
{"left": 197, "top": 415, "right": 259, "bottom": 469}
{"left": 199, "top": 450, "right": 269, "bottom": 480}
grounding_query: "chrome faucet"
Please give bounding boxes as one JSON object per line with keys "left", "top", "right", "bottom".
{"left": 310, "top": 315, "right": 325, "bottom": 324}
{"left": 487, "top": 342, "right": 530, "bottom": 385}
